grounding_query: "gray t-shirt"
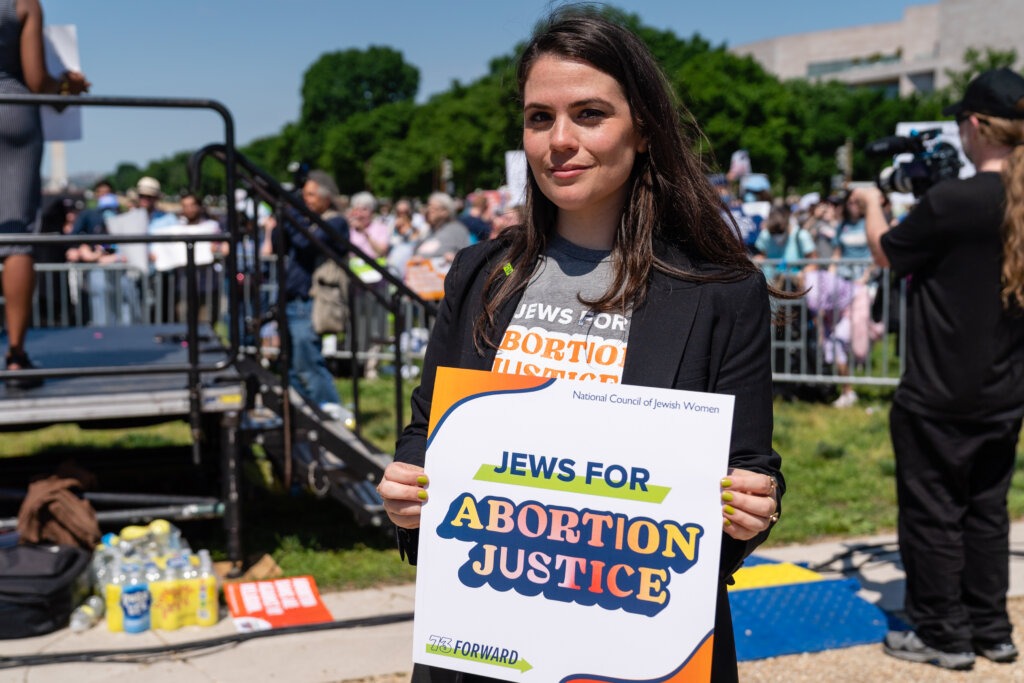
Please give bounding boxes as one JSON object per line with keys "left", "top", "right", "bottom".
{"left": 493, "top": 235, "right": 631, "bottom": 384}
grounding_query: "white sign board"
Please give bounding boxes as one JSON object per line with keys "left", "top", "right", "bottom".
{"left": 504, "top": 151, "right": 527, "bottom": 207}
{"left": 149, "top": 220, "right": 221, "bottom": 272}
{"left": 41, "top": 25, "right": 82, "bottom": 142}
{"left": 412, "top": 367, "right": 733, "bottom": 682}
{"left": 104, "top": 209, "right": 150, "bottom": 274}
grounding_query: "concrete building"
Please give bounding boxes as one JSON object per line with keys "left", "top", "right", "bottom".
{"left": 732, "top": 0, "right": 1023, "bottom": 96}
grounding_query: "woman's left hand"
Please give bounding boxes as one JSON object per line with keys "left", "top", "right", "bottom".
{"left": 721, "top": 468, "right": 779, "bottom": 541}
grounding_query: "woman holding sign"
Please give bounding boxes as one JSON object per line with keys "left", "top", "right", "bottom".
{"left": 380, "top": 10, "right": 783, "bottom": 683}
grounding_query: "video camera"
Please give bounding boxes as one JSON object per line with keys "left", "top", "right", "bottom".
{"left": 864, "top": 128, "right": 962, "bottom": 197}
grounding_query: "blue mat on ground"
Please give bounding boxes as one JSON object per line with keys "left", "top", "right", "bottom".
{"left": 730, "top": 556, "right": 889, "bottom": 661}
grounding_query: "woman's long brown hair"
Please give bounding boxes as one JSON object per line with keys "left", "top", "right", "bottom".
{"left": 472, "top": 10, "right": 786, "bottom": 352}
{"left": 979, "top": 115, "right": 1024, "bottom": 308}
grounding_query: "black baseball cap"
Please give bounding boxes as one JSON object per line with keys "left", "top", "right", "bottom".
{"left": 943, "top": 67, "right": 1024, "bottom": 120}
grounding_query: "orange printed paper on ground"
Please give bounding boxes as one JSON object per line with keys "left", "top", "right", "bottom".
{"left": 224, "top": 575, "right": 333, "bottom": 632}
{"left": 412, "top": 367, "right": 733, "bottom": 682}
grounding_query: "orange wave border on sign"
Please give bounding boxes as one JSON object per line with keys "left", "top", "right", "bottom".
{"left": 560, "top": 632, "right": 714, "bottom": 683}
{"left": 427, "top": 366, "right": 553, "bottom": 441}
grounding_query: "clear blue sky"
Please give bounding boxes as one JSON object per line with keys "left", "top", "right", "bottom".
{"left": 42, "top": 0, "right": 926, "bottom": 178}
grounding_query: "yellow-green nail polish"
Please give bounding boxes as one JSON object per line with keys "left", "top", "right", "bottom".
{"left": 721, "top": 478, "right": 733, "bottom": 488}
{"left": 417, "top": 490, "right": 428, "bottom": 501}
{"left": 723, "top": 518, "right": 732, "bottom": 526}
{"left": 416, "top": 475, "right": 429, "bottom": 486}
{"left": 721, "top": 491, "right": 734, "bottom": 502}
{"left": 723, "top": 504, "right": 735, "bottom": 515}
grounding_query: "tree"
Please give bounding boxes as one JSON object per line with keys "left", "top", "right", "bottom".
{"left": 110, "top": 163, "right": 143, "bottom": 194}
{"left": 300, "top": 46, "right": 419, "bottom": 131}
{"left": 321, "top": 101, "right": 416, "bottom": 193}
{"left": 241, "top": 133, "right": 295, "bottom": 182}
{"left": 103, "top": 5, "right": 967, "bottom": 200}
{"left": 944, "top": 47, "right": 1018, "bottom": 99}
{"left": 365, "top": 71, "right": 521, "bottom": 198}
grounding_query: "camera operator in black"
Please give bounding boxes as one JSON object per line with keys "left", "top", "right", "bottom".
{"left": 856, "top": 67, "right": 1024, "bottom": 671}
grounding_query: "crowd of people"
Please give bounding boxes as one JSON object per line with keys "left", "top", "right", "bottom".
{"left": 723, "top": 182, "right": 891, "bottom": 409}
{"left": 23, "top": 169, "right": 527, "bottom": 417}
{"left": 5, "top": 2, "right": 1024, "bottom": 679}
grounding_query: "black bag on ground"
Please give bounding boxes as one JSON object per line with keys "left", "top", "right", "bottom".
{"left": 0, "top": 544, "right": 91, "bottom": 639}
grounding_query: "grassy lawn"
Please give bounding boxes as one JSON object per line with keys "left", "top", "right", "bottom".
{"left": 4, "top": 377, "right": 1024, "bottom": 592}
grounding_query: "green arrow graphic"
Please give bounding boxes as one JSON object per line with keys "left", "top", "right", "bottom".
{"left": 425, "top": 644, "right": 533, "bottom": 673}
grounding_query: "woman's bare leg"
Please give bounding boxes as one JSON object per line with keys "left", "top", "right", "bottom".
{"left": 3, "top": 254, "right": 36, "bottom": 361}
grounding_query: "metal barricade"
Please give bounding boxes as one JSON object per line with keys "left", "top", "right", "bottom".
{"left": 0, "top": 261, "right": 224, "bottom": 328}
{"left": 6, "top": 254, "right": 907, "bottom": 389}
{"left": 761, "top": 257, "right": 905, "bottom": 387}
{"left": 250, "top": 254, "right": 906, "bottom": 388}
{"left": 249, "top": 255, "right": 432, "bottom": 375}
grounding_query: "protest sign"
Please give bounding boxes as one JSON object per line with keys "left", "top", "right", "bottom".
{"left": 412, "top": 367, "right": 734, "bottom": 682}
{"left": 41, "top": 25, "right": 82, "bottom": 141}
{"left": 104, "top": 208, "right": 150, "bottom": 275}
{"left": 149, "top": 219, "right": 220, "bottom": 272}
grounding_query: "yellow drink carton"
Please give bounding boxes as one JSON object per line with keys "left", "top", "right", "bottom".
{"left": 104, "top": 581, "right": 123, "bottom": 632}
{"left": 150, "top": 556, "right": 194, "bottom": 630}
{"left": 104, "top": 560, "right": 124, "bottom": 632}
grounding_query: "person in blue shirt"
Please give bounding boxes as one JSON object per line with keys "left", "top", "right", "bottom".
{"left": 260, "top": 169, "right": 346, "bottom": 414}
{"left": 753, "top": 205, "right": 816, "bottom": 284}
{"left": 832, "top": 192, "right": 873, "bottom": 280}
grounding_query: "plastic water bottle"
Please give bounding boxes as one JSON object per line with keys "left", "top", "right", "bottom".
{"left": 147, "top": 519, "right": 172, "bottom": 555}
{"left": 118, "top": 526, "right": 150, "bottom": 557}
{"left": 69, "top": 595, "right": 105, "bottom": 633}
{"left": 321, "top": 333, "right": 338, "bottom": 356}
{"left": 92, "top": 533, "right": 122, "bottom": 586}
{"left": 120, "top": 563, "right": 151, "bottom": 634}
{"left": 195, "top": 549, "right": 219, "bottom": 627}
{"left": 143, "top": 561, "right": 162, "bottom": 584}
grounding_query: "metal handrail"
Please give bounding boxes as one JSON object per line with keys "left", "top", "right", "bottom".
{"left": 187, "top": 144, "right": 439, "bottom": 438}
{"left": 189, "top": 144, "right": 437, "bottom": 312}
{"left": 0, "top": 93, "right": 241, "bottom": 467}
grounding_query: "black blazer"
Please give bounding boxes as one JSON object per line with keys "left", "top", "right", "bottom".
{"left": 395, "top": 238, "right": 784, "bottom": 683}
{"left": 395, "top": 237, "right": 783, "bottom": 578}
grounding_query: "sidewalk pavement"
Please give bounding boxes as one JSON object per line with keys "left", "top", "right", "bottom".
{"left": 5, "top": 522, "right": 1024, "bottom": 683}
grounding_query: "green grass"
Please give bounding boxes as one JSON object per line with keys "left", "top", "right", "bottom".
{"left": 5, "top": 377, "right": 1024, "bottom": 590}
{"left": 769, "top": 394, "right": 1024, "bottom": 546}
{"left": 0, "top": 422, "right": 193, "bottom": 458}
{"left": 337, "top": 370, "right": 419, "bottom": 452}
{"left": 770, "top": 398, "right": 898, "bottom": 543}
{"left": 211, "top": 486, "right": 417, "bottom": 589}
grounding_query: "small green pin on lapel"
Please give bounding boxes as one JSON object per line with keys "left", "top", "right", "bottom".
{"left": 503, "top": 262, "right": 514, "bottom": 276}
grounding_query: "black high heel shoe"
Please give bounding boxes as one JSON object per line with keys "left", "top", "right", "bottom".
{"left": 5, "top": 350, "right": 44, "bottom": 390}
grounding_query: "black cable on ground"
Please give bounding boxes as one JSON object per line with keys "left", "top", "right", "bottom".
{"left": 0, "top": 611, "right": 414, "bottom": 669}
{"left": 805, "top": 542, "right": 900, "bottom": 574}
{"left": 806, "top": 543, "right": 1024, "bottom": 575}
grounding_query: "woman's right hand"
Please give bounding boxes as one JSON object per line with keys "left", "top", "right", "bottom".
{"left": 378, "top": 461, "right": 428, "bottom": 529}
{"left": 62, "top": 70, "right": 90, "bottom": 95}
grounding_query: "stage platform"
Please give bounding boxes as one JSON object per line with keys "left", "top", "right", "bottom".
{"left": 0, "top": 324, "right": 244, "bottom": 429}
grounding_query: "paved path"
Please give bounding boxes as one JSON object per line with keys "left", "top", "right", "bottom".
{"left": 4, "top": 523, "right": 1024, "bottom": 682}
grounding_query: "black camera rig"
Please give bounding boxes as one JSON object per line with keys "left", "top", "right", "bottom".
{"left": 865, "top": 128, "right": 962, "bottom": 197}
